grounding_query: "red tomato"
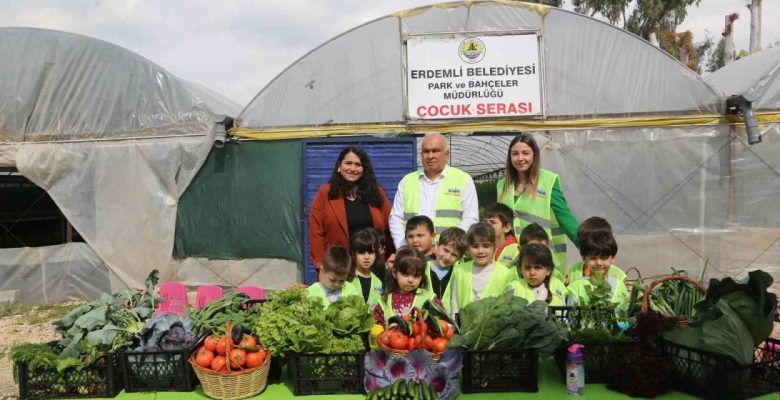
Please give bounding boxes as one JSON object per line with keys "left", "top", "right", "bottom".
{"left": 432, "top": 338, "right": 447, "bottom": 353}
{"left": 239, "top": 335, "right": 257, "bottom": 348}
{"left": 390, "top": 334, "right": 409, "bottom": 350}
{"left": 379, "top": 331, "right": 391, "bottom": 346}
{"left": 204, "top": 336, "right": 220, "bottom": 352}
{"left": 211, "top": 355, "right": 227, "bottom": 372}
{"left": 216, "top": 337, "right": 227, "bottom": 355}
{"left": 196, "top": 348, "right": 214, "bottom": 368}
{"left": 229, "top": 348, "right": 247, "bottom": 368}
{"left": 245, "top": 352, "right": 262, "bottom": 368}
{"left": 445, "top": 327, "right": 455, "bottom": 340}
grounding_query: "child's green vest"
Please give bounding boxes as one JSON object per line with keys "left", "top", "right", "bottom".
{"left": 567, "top": 262, "right": 626, "bottom": 284}
{"left": 307, "top": 281, "right": 364, "bottom": 307}
{"left": 496, "top": 169, "right": 568, "bottom": 272}
{"left": 496, "top": 242, "right": 519, "bottom": 267}
{"left": 506, "top": 278, "right": 566, "bottom": 306}
{"left": 402, "top": 167, "right": 470, "bottom": 235}
{"left": 378, "top": 289, "right": 436, "bottom": 325}
{"left": 425, "top": 260, "right": 454, "bottom": 312}
{"left": 347, "top": 272, "right": 384, "bottom": 307}
{"left": 452, "top": 260, "right": 515, "bottom": 309}
{"left": 566, "top": 277, "right": 629, "bottom": 311}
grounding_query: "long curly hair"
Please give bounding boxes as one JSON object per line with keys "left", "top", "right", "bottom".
{"left": 500, "top": 133, "right": 541, "bottom": 201}
{"left": 328, "top": 146, "right": 384, "bottom": 207}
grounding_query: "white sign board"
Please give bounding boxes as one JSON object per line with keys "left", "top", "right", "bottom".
{"left": 406, "top": 34, "right": 542, "bottom": 120}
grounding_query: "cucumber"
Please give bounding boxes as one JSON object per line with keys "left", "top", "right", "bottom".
{"left": 391, "top": 379, "right": 404, "bottom": 397}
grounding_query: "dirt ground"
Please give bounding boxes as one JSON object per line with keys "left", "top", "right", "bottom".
{"left": 0, "top": 303, "right": 81, "bottom": 400}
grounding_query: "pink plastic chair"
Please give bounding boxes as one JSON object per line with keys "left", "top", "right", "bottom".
{"left": 155, "top": 282, "right": 189, "bottom": 316}
{"left": 237, "top": 285, "right": 266, "bottom": 301}
{"left": 195, "top": 285, "right": 224, "bottom": 308}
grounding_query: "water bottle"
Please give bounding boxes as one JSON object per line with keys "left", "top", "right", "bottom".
{"left": 566, "top": 344, "right": 585, "bottom": 395}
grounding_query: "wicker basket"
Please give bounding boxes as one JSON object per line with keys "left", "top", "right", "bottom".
{"left": 189, "top": 353, "right": 270, "bottom": 400}
{"left": 641, "top": 274, "right": 706, "bottom": 326}
{"left": 378, "top": 308, "right": 444, "bottom": 362}
{"left": 189, "top": 322, "right": 271, "bottom": 400}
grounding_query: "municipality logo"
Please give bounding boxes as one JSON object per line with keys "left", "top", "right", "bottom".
{"left": 458, "top": 38, "right": 485, "bottom": 64}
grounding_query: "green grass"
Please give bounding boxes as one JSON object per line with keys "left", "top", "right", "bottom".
{"left": 0, "top": 302, "right": 84, "bottom": 325}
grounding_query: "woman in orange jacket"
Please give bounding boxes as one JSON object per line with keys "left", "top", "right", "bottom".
{"left": 308, "top": 146, "right": 393, "bottom": 270}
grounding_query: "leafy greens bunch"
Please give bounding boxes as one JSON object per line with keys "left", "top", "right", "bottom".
{"left": 186, "top": 292, "right": 261, "bottom": 336}
{"left": 55, "top": 270, "right": 160, "bottom": 360}
{"left": 448, "top": 292, "right": 566, "bottom": 356}
{"left": 569, "top": 275, "right": 627, "bottom": 342}
{"left": 254, "top": 287, "right": 369, "bottom": 358}
{"left": 663, "top": 269, "right": 778, "bottom": 365}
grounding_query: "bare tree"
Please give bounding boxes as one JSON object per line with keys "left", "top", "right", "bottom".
{"left": 724, "top": 13, "right": 738, "bottom": 64}
{"left": 747, "top": 0, "right": 762, "bottom": 53}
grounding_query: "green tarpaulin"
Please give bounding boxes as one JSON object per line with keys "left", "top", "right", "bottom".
{"left": 174, "top": 140, "right": 302, "bottom": 262}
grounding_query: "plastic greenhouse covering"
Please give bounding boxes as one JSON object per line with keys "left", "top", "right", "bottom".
{"left": 233, "top": 1, "right": 780, "bottom": 293}
{"left": 705, "top": 46, "right": 780, "bottom": 111}
{"left": 0, "top": 28, "right": 241, "bottom": 303}
{"left": 3, "top": 0, "right": 780, "bottom": 303}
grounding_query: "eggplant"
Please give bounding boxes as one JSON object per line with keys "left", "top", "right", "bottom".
{"left": 231, "top": 324, "right": 245, "bottom": 345}
{"left": 387, "top": 315, "right": 410, "bottom": 335}
{"left": 426, "top": 313, "right": 443, "bottom": 336}
{"left": 423, "top": 299, "right": 459, "bottom": 333}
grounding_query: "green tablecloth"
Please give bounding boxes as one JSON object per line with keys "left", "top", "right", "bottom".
{"left": 71, "top": 358, "right": 780, "bottom": 400}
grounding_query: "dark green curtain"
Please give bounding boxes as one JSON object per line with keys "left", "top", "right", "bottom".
{"left": 174, "top": 140, "right": 302, "bottom": 262}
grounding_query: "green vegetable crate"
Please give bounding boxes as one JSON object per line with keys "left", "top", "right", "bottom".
{"left": 661, "top": 337, "right": 780, "bottom": 400}
{"left": 461, "top": 350, "right": 539, "bottom": 393}
{"left": 16, "top": 353, "right": 123, "bottom": 400}
{"left": 287, "top": 352, "right": 366, "bottom": 395}
{"left": 119, "top": 346, "right": 198, "bottom": 392}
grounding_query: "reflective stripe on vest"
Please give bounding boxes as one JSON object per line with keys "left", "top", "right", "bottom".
{"left": 496, "top": 169, "right": 568, "bottom": 270}
{"left": 402, "top": 167, "right": 469, "bottom": 234}
{"left": 378, "top": 289, "right": 436, "bottom": 324}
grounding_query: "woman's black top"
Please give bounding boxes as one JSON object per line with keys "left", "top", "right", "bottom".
{"left": 345, "top": 197, "right": 374, "bottom": 235}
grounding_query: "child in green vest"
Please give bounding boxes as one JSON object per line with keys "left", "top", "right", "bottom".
{"left": 566, "top": 231, "right": 629, "bottom": 309}
{"left": 348, "top": 228, "right": 386, "bottom": 307}
{"left": 519, "top": 222, "right": 566, "bottom": 285}
{"left": 307, "top": 245, "right": 363, "bottom": 306}
{"left": 507, "top": 243, "right": 565, "bottom": 306}
{"left": 405, "top": 215, "right": 436, "bottom": 260}
{"left": 373, "top": 249, "right": 441, "bottom": 325}
{"left": 426, "top": 227, "right": 466, "bottom": 313}
{"left": 483, "top": 203, "right": 518, "bottom": 267}
{"left": 567, "top": 217, "right": 626, "bottom": 283}
{"left": 452, "top": 222, "right": 516, "bottom": 310}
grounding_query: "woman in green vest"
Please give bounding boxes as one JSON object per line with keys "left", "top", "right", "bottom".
{"left": 497, "top": 133, "right": 580, "bottom": 273}
{"left": 507, "top": 243, "right": 565, "bottom": 306}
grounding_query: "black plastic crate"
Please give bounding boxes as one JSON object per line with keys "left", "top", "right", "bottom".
{"left": 606, "top": 341, "right": 671, "bottom": 398}
{"left": 661, "top": 337, "right": 780, "bottom": 400}
{"left": 553, "top": 339, "right": 638, "bottom": 383}
{"left": 119, "top": 346, "right": 198, "bottom": 392}
{"left": 16, "top": 353, "right": 122, "bottom": 400}
{"left": 287, "top": 352, "right": 365, "bottom": 395}
{"left": 461, "top": 350, "right": 538, "bottom": 393}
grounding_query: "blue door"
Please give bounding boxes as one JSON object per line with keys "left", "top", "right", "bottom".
{"left": 302, "top": 137, "right": 417, "bottom": 284}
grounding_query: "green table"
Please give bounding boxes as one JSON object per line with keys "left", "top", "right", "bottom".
{"left": 72, "top": 359, "right": 780, "bottom": 399}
